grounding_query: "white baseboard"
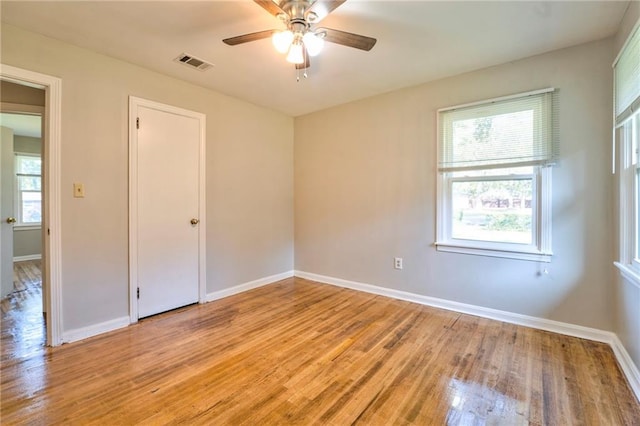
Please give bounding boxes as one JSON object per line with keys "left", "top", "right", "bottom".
{"left": 294, "top": 270, "right": 640, "bottom": 402}
{"left": 61, "top": 316, "right": 130, "bottom": 344}
{"left": 610, "top": 335, "right": 640, "bottom": 400}
{"left": 59, "top": 271, "right": 295, "bottom": 344}
{"left": 206, "top": 270, "right": 294, "bottom": 302}
{"left": 52, "top": 269, "right": 640, "bottom": 402}
{"left": 13, "top": 254, "right": 41, "bottom": 262}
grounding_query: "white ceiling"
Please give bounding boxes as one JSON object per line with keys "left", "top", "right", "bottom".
{"left": 0, "top": 1, "right": 630, "bottom": 116}
{"left": 0, "top": 113, "right": 41, "bottom": 138}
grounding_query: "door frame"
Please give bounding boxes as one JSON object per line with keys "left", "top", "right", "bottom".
{"left": 128, "top": 96, "right": 206, "bottom": 322}
{"left": 0, "top": 64, "right": 63, "bottom": 346}
{"left": 1, "top": 106, "right": 44, "bottom": 306}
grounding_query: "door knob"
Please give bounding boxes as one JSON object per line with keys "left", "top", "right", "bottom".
{"left": 6, "top": 217, "right": 16, "bottom": 224}
{"left": 190, "top": 218, "right": 199, "bottom": 225}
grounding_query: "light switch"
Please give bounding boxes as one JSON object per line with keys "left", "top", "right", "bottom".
{"left": 73, "top": 183, "right": 85, "bottom": 198}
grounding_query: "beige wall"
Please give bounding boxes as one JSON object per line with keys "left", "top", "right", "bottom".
{"left": 295, "top": 38, "right": 615, "bottom": 331}
{"left": 613, "top": 8, "right": 640, "bottom": 372}
{"left": 614, "top": 1, "right": 639, "bottom": 53}
{"left": 1, "top": 24, "right": 294, "bottom": 331}
{"left": 13, "top": 228, "right": 41, "bottom": 258}
{"left": 13, "top": 136, "right": 43, "bottom": 259}
{"left": 14, "top": 135, "right": 41, "bottom": 154}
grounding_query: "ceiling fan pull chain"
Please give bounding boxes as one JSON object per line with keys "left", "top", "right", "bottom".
{"left": 303, "top": 48, "right": 308, "bottom": 79}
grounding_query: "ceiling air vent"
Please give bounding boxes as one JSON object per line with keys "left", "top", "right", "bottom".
{"left": 174, "top": 53, "right": 214, "bottom": 71}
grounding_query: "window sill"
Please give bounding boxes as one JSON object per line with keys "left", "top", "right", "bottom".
{"left": 14, "top": 225, "right": 41, "bottom": 231}
{"left": 614, "top": 262, "right": 640, "bottom": 290}
{"left": 435, "top": 241, "right": 552, "bottom": 262}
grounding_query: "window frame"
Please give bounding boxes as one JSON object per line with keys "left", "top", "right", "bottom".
{"left": 616, "top": 113, "right": 640, "bottom": 277}
{"left": 634, "top": 117, "right": 640, "bottom": 270}
{"left": 435, "top": 89, "right": 554, "bottom": 262}
{"left": 14, "top": 152, "right": 42, "bottom": 228}
{"left": 613, "top": 16, "right": 640, "bottom": 287}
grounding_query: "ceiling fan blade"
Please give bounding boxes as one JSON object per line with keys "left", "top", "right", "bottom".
{"left": 254, "top": 0, "right": 286, "bottom": 18}
{"left": 317, "top": 27, "right": 377, "bottom": 51}
{"left": 223, "top": 30, "right": 276, "bottom": 46}
{"left": 307, "top": 1, "right": 346, "bottom": 23}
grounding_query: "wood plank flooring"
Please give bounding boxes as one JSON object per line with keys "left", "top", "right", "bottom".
{"left": 1, "top": 260, "right": 45, "bottom": 361}
{"left": 1, "top": 276, "right": 639, "bottom": 424}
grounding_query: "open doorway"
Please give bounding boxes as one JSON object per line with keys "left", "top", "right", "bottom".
{"left": 1, "top": 82, "right": 46, "bottom": 355}
{"left": 0, "top": 65, "right": 62, "bottom": 347}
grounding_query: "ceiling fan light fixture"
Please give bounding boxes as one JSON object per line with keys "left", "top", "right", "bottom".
{"left": 272, "top": 30, "right": 294, "bottom": 53}
{"left": 223, "top": 0, "right": 378, "bottom": 74}
{"left": 286, "top": 41, "right": 305, "bottom": 64}
{"left": 303, "top": 32, "right": 324, "bottom": 56}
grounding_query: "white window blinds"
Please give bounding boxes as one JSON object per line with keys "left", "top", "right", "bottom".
{"left": 438, "top": 89, "right": 558, "bottom": 172}
{"left": 614, "top": 22, "right": 640, "bottom": 125}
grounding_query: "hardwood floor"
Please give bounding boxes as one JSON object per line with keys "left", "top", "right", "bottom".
{"left": 1, "top": 276, "right": 639, "bottom": 424}
{"left": 1, "top": 260, "right": 45, "bottom": 361}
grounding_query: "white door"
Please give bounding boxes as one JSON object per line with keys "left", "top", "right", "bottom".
{"left": 1, "top": 126, "right": 15, "bottom": 298}
{"left": 131, "top": 99, "right": 205, "bottom": 319}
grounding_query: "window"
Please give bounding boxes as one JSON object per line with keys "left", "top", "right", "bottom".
{"left": 635, "top": 122, "right": 640, "bottom": 265}
{"left": 616, "top": 110, "right": 640, "bottom": 274}
{"left": 15, "top": 153, "right": 42, "bottom": 226}
{"left": 614, "top": 20, "right": 640, "bottom": 284}
{"left": 436, "top": 89, "right": 558, "bottom": 262}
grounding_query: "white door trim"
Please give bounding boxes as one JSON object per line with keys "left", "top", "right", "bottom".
{"left": 0, "top": 64, "right": 63, "bottom": 346}
{"left": 128, "top": 96, "right": 206, "bottom": 323}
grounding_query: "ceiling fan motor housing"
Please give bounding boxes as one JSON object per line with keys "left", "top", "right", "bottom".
{"left": 279, "top": 0, "right": 314, "bottom": 21}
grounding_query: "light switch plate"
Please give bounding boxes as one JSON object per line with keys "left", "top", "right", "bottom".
{"left": 73, "top": 183, "right": 85, "bottom": 198}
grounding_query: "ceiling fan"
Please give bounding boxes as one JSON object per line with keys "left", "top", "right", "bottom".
{"left": 223, "top": 0, "right": 376, "bottom": 70}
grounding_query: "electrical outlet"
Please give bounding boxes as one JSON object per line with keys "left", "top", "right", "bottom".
{"left": 394, "top": 257, "right": 403, "bottom": 270}
{"left": 536, "top": 267, "right": 550, "bottom": 277}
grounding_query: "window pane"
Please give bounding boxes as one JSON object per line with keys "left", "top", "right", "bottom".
{"left": 439, "top": 90, "right": 558, "bottom": 171}
{"left": 17, "top": 156, "right": 41, "bottom": 174}
{"left": 21, "top": 191, "right": 41, "bottom": 223}
{"left": 452, "top": 179, "right": 533, "bottom": 244}
{"left": 452, "top": 111, "right": 534, "bottom": 165}
{"left": 18, "top": 176, "right": 41, "bottom": 191}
